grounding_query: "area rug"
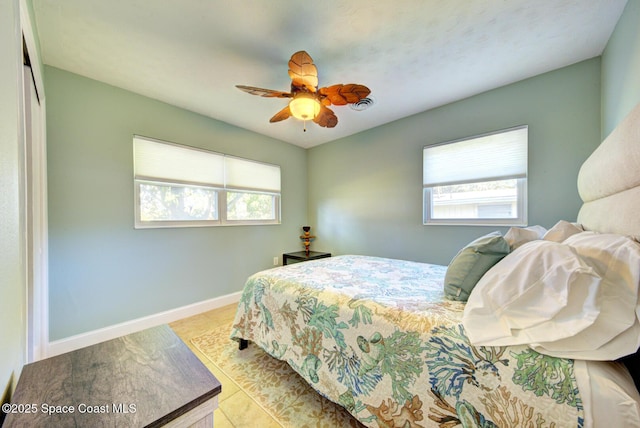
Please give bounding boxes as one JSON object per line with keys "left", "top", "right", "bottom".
{"left": 191, "top": 322, "right": 365, "bottom": 428}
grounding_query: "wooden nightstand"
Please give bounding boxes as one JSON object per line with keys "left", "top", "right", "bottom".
{"left": 283, "top": 250, "right": 331, "bottom": 265}
{"left": 3, "top": 325, "right": 221, "bottom": 427}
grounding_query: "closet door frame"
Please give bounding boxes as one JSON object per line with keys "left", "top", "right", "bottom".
{"left": 20, "top": 0, "right": 48, "bottom": 362}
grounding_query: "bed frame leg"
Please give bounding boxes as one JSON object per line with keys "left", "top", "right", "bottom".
{"left": 238, "top": 339, "right": 248, "bottom": 350}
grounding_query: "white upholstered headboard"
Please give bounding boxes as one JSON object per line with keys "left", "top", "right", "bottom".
{"left": 577, "top": 103, "right": 640, "bottom": 239}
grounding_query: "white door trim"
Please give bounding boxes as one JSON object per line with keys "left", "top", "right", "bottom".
{"left": 20, "top": 0, "right": 49, "bottom": 362}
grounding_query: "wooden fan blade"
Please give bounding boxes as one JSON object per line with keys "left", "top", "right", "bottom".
{"left": 236, "top": 85, "right": 292, "bottom": 98}
{"left": 313, "top": 105, "right": 338, "bottom": 128}
{"left": 269, "top": 106, "right": 291, "bottom": 123}
{"left": 318, "top": 84, "right": 371, "bottom": 106}
{"left": 287, "top": 51, "right": 318, "bottom": 92}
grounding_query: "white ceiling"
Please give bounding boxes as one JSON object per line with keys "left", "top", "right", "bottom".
{"left": 32, "top": 0, "right": 627, "bottom": 148}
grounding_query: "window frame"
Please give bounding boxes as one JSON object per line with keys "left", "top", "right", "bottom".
{"left": 133, "top": 136, "right": 281, "bottom": 229}
{"left": 221, "top": 188, "right": 281, "bottom": 226}
{"left": 423, "top": 126, "right": 528, "bottom": 227}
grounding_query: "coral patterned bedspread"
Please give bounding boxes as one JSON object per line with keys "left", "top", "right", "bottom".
{"left": 231, "top": 255, "right": 584, "bottom": 427}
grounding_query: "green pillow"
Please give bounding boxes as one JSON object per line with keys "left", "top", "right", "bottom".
{"left": 444, "top": 231, "right": 510, "bottom": 302}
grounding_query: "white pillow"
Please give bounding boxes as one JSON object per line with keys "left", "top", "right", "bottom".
{"left": 504, "top": 225, "right": 547, "bottom": 250}
{"left": 463, "top": 232, "right": 640, "bottom": 360}
{"left": 463, "top": 240, "right": 601, "bottom": 344}
{"left": 543, "top": 220, "right": 583, "bottom": 242}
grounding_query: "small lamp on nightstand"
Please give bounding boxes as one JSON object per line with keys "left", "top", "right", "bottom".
{"left": 300, "top": 226, "right": 316, "bottom": 255}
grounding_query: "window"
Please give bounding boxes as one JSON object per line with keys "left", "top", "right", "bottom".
{"left": 133, "top": 136, "right": 280, "bottom": 228}
{"left": 423, "top": 126, "right": 527, "bottom": 226}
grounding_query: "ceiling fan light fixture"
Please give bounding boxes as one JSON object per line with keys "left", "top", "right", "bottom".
{"left": 236, "top": 51, "right": 370, "bottom": 130}
{"left": 289, "top": 93, "right": 321, "bottom": 120}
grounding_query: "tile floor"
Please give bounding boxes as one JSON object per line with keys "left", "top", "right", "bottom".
{"left": 169, "top": 303, "right": 282, "bottom": 428}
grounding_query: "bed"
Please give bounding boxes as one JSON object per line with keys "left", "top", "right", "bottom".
{"left": 231, "top": 103, "right": 640, "bottom": 428}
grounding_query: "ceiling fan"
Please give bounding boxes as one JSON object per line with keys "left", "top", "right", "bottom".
{"left": 236, "top": 51, "right": 371, "bottom": 131}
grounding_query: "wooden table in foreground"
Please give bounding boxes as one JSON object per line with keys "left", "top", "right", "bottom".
{"left": 3, "top": 325, "right": 221, "bottom": 427}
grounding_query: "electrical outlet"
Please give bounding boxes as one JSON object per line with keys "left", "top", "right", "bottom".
{"left": 273, "top": 256, "right": 279, "bottom": 266}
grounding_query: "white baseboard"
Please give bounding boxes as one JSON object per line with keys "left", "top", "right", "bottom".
{"left": 46, "top": 292, "right": 242, "bottom": 358}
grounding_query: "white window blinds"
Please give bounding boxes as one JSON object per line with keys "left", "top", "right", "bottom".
{"left": 134, "top": 136, "right": 225, "bottom": 186}
{"left": 134, "top": 135, "right": 281, "bottom": 192}
{"left": 423, "top": 126, "right": 528, "bottom": 187}
{"left": 225, "top": 155, "right": 281, "bottom": 192}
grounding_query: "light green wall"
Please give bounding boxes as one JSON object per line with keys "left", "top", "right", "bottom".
{"left": 308, "top": 59, "right": 602, "bottom": 266}
{"left": 46, "top": 66, "right": 307, "bottom": 340}
{"left": 0, "top": 0, "right": 26, "bottom": 404}
{"left": 602, "top": 0, "right": 640, "bottom": 137}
